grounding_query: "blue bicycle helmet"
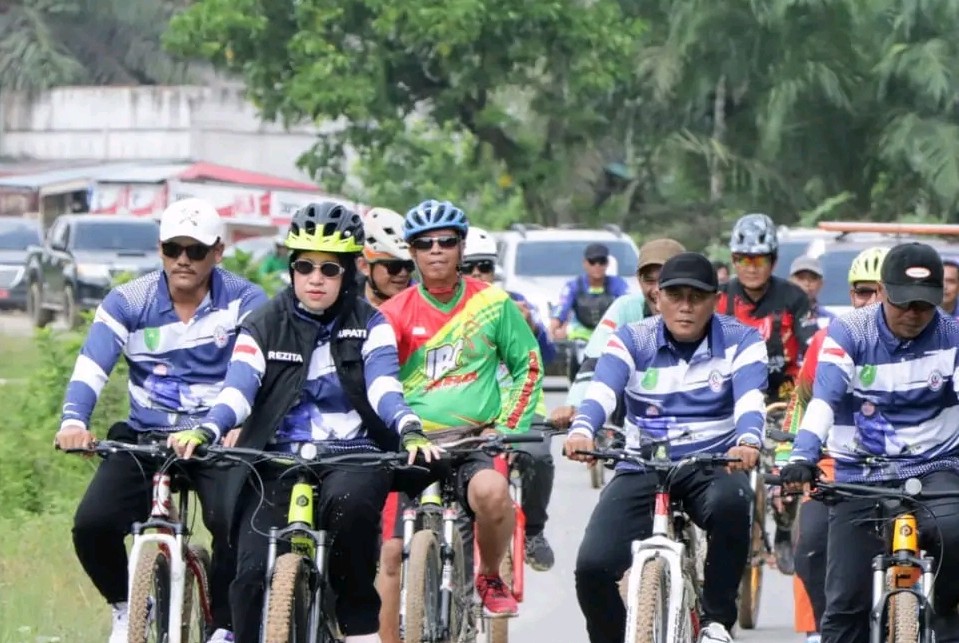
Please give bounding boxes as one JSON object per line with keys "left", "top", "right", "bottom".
{"left": 403, "top": 199, "right": 469, "bottom": 241}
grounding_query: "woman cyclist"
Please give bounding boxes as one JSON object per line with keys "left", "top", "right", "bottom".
{"left": 171, "top": 201, "right": 438, "bottom": 643}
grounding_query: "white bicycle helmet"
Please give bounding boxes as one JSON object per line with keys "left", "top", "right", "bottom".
{"left": 464, "top": 226, "right": 497, "bottom": 262}
{"left": 362, "top": 207, "right": 411, "bottom": 262}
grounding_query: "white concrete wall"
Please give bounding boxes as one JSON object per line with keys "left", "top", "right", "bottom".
{"left": 0, "top": 85, "right": 323, "bottom": 182}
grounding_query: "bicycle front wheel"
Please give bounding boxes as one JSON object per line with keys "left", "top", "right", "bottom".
{"left": 888, "top": 591, "right": 920, "bottom": 643}
{"left": 264, "top": 553, "right": 312, "bottom": 643}
{"left": 629, "top": 557, "right": 668, "bottom": 643}
{"left": 738, "top": 479, "right": 766, "bottom": 629}
{"left": 403, "top": 530, "right": 442, "bottom": 643}
{"left": 128, "top": 548, "right": 171, "bottom": 643}
{"left": 183, "top": 544, "right": 213, "bottom": 642}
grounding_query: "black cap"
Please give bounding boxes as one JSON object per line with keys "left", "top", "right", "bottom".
{"left": 881, "top": 242, "right": 943, "bottom": 306}
{"left": 658, "top": 252, "right": 719, "bottom": 293}
{"left": 584, "top": 243, "right": 610, "bottom": 261}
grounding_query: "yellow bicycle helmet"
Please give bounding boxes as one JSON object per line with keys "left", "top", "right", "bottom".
{"left": 285, "top": 202, "right": 365, "bottom": 254}
{"left": 848, "top": 247, "right": 889, "bottom": 284}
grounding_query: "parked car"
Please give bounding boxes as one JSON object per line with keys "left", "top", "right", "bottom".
{"left": 0, "top": 218, "right": 41, "bottom": 310}
{"left": 25, "top": 214, "right": 162, "bottom": 328}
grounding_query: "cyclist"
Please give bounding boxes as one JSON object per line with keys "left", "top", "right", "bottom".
{"left": 779, "top": 247, "right": 887, "bottom": 643}
{"left": 462, "top": 224, "right": 558, "bottom": 570}
{"left": 358, "top": 207, "right": 415, "bottom": 307}
{"left": 378, "top": 199, "right": 544, "bottom": 620}
{"left": 257, "top": 232, "right": 289, "bottom": 277}
{"left": 549, "top": 242, "right": 629, "bottom": 344}
{"left": 175, "top": 202, "right": 436, "bottom": 643}
{"left": 550, "top": 238, "right": 685, "bottom": 428}
{"left": 781, "top": 242, "right": 959, "bottom": 643}
{"left": 565, "top": 252, "right": 768, "bottom": 643}
{"left": 719, "top": 212, "right": 815, "bottom": 573}
{"left": 789, "top": 255, "right": 836, "bottom": 329}
{"left": 713, "top": 259, "right": 731, "bottom": 285}
{"left": 940, "top": 254, "right": 959, "bottom": 318}
{"left": 54, "top": 197, "right": 268, "bottom": 643}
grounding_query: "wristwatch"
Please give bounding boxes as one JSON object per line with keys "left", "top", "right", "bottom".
{"left": 737, "top": 434, "right": 762, "bottom": 449}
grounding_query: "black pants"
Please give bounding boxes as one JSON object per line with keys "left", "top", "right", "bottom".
{"left": 575, "top": 468, "right": 751, "bottom": 643}
{"left": 515, "top": 426, "right": 554, "bottom": 536}
{"left": 822, "top": 470, "right": 959, "bottom": 643}
{"left": 795, "top": 497, "right": 828, "bottom": 630}
{"left": 72, "top": 422, "right": 235, "bottom": 629}
{"left": 231, "top": 465, "right": 391, "bottom": 643}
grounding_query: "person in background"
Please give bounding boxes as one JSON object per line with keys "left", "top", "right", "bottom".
{"left": 357, "top": 207, "right": 415, "bottom": 307}
{"left": 550, "top": 238, "right": 686, "bottom": 428}
{"left": 940, "top": 255, "right": 959, "bottom": 318}
{"left": 713, "top": 260, "right": 730, "bottom": 285}
{"left": 257, "top": 233, "right": 289, "bottom": 277}
{"left": 549, "top": 243, "right": 630, "bottom": 341}
{"left": 789, "top": 255, "right": 835, "bottom": 329}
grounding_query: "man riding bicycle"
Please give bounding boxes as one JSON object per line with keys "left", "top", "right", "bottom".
{"left": 565, "top": 252, "right": 769, "bottom": 643}
{"left": 779, "top": 247, "right": 888, "bottom": 643}
{"left": 461, "top": 224, "right": 557, "bottom": 570}
{"left": 550, "top": 238, "right": 686, "bottom": 428}
{"left": 55, "top": 198, "right": 268, "bottom": 643}
{"left": 377, "top": 199, "right": 544, "bottom": 622}
{"left": 719, "top": 212, "right": 816, "bottom": 573}
{"left": 781, "top": 241, "right": 959, "bottom": 643}
{"left": 175, "top": 202, "right": 435, "bottom": 643}
{"left": 358, "top": 207, "right": 415, "bottom": 308}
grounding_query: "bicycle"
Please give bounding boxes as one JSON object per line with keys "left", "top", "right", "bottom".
{"left": 398, "top": 429, "right": 543, "bottom": 643}
{"left": 589, "top": 424, "right": 625, "bottom": 490}
{"left": 765, "top": 472, "right": 959, "bottom": 643}
{"left": 197, "top": 444, "right": 418, "bottom": 643}
{"left": 576, "top": 443, "right": 740, "bottom": 643}
{"left": 63, "top": 439, "right": 214, "bottom": 643}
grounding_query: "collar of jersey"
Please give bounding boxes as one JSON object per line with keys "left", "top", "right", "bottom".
{"left": 417, "top": 278, "right": 465, "bottom": 312}
{"left": 654, "top": 314, "right": 725, "bottom": 362}
{"left": 875, "top": 303, "right": 939, "bottom": 351}
{"left": 157, "top": 267, "right": 224, "bottom": 314}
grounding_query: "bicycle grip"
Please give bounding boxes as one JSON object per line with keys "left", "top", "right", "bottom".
{"left": 764, "top": 474, "right": 783, "bottom": 485}
{"left": 501, "top": 433, "right": 545, "bottom": 444}
{"left": 766, "top": 428, "right": 796, "bottom": 443}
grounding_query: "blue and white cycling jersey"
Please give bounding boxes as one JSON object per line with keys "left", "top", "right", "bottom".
{"left": 569, "top": 314, "right": 768, "bottom": 459}
{"left": 793, "top": 303, "right": 959, "bottom": 482}
{"left": 204, "top": 307, "right": 416, "bottom": 444}
{"left": 61, "top": 268, "right": 268, "bottom": 432}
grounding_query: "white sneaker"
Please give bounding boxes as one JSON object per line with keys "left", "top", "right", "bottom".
{"left": 207, "top": 628, "right": 235, "bottom": 643}
{"left": 805, "top": 635, "right": 822, "bottom": 643}
{"left": 699, "top": 622, "right": 734, "bottom": 643}
{"left": 107, "top": 603, "right": 129, "bottom": 643}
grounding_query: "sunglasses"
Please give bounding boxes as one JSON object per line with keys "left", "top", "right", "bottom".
{"left": 161, "top": 241, "right": 217, "bottom": 261}
{"left": 851, "top": 287, "right": 879, "bottom": 298}
{"left": 888, "top": 299, "right": 935, "bottom": 313}
{"left": 587, "top": 257, "right": 609, "bottom": 266}
{"left": 410, "top": 235, "right": 460, "bottom": 251}
{"left": 374, "top": 260, "right": 415, "bottom": 276}
{"left": 461, "top": 260, "right": 495, "bottom": 275}
{"left": 291, "top": 259, "right": 345, "bottom": 278}
{"left": 732, "top": 254, "right": 772, "bottom": 268}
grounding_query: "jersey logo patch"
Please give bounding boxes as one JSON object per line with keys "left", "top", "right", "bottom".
{"left": 337, "top": 328, "right": 367, "bottom": 339}
{"left": 425, "top": 339, "right": 464, "bottom": 380}
{"left": 267, "top": 350, "right": 304, "bottom": 363}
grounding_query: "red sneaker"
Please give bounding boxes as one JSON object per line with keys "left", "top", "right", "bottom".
{"left": 476, "top": 574, "right": 518, "bottom": 616}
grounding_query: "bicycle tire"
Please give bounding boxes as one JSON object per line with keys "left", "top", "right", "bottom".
{"left": 264, "top": 553, "right": 312, "bottom": 643}
{"left": 182, "top": 544, "right": 212, "bottom": 642}
{"left": 447, "top": 526, "right": 469, "bottom": 643}
{"left": 738, "top": 479, "right": 766, "bottom": 629}
{"left": 404, "top": 531, "right": 442, "bottom": 643}
{"left": 128, "top": 548, "right": 171, "bottom": 643}
{"left": 631, "top": 557, "right": 669, "bottom": 643}
{"left": 888, "top": 591, "right": 920, "bottom": 643}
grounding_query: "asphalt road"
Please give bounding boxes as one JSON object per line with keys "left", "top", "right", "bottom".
{"left": 511, "top": 390, "right": 800, "bottom": 642}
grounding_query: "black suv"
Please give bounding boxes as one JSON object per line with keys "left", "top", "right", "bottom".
{"left": 25, "top": 214, "right": 162, "bottom": 328}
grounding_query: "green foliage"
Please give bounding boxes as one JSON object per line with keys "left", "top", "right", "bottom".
{"left": 221, "top": 250, "right": 285, "bottom": 296}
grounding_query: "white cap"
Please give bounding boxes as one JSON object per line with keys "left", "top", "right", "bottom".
{"left": 159, "top": 198, "right": 224, "bottom": 246}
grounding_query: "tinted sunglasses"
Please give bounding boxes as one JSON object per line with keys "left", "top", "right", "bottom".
{"left": 888, "top": 299, "right": 935, "bottom": 313}
{"left": 291, "top": 259, "right": 345, "bottom": 278}
{"left": 461, "top": 260, "right": 495, "bottom": 275}
{"left": 732, "top": 254, "right": 772, "bottom": 268}
{"left": 410, "top": 235, "right": 460, "bottom": 251}
{"left": 374, "top": 260, "right": 415, "bottom": 276}
{"left": 587, "top": 257, "right": 608, "bottom": 266}
{"left": 161, "top": 240, "right": 217, "bottom": 261}
{"left": 851, "top": 286, "right": 879, "bottom": 298}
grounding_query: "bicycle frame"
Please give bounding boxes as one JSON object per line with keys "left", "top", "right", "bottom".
{"left": 126, "top": 468, "right": 213, "bottom": 643}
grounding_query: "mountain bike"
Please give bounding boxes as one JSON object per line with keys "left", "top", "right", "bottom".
{"left": 64, "top": 439, "right": 214, "bottom": 643}
{"left": 398, "top": 430, "right": 543, "bottom": 643}
{"left": 198, "top": 444, "right": 418, "bottom": 643}
{"left": 575, "top": 443, "right": 740, "bottom": 643}
{"left": 766, "top": 473, "right": 959, "bottom": 643}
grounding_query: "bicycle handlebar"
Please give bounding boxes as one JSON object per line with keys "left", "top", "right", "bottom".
{"left": 439, "top": 432, "right": 545, "bottom": 451}
{"left": 764, "top": 474, "right": 959, "bottom": 501}
{"left": 195, "top": 444, "right": 419, "bottom": 470}
{"left": 575, "top": 448, "right": 741, "bottom": 470}
{"left": 60, "top": 439, "right": 173, "bottom": 458}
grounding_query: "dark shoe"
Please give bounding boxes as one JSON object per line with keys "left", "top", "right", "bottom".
{"left": 525, "top": 532, "right": 555, "bottom": 572}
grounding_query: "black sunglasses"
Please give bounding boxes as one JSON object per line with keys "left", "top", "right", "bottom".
{"left": 587, "top": 257, "right": 608, "bottom": 266}
{"left": 410, "top": 235, "right": 460, "bottom": 251}
{"left": 461, "top": 260, "right": 495, "bottom": 275}
{"left": 851, "top": 287, "right": 879, "bottom": 297}
{"left": 888, "top": 299, "right": 935, "bottom": 312}
{"left": 291, "top": 259, "right": 345, "bottom": 278}
{"left": 374, "top": 260, "right": 415, "bottom": 276}
{"left": 161, "top": 240, "right": 217, "bottom": 261}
